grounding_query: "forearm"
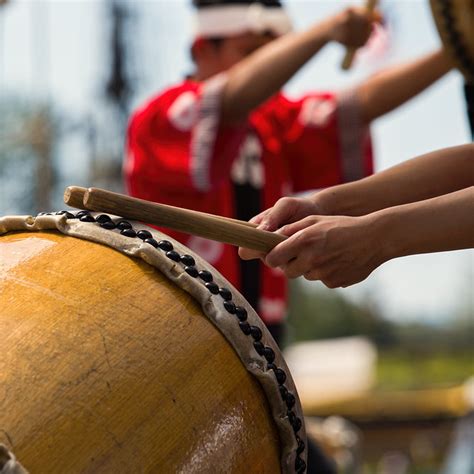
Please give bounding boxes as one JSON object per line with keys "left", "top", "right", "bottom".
{"left": 356, "top": 48, "right": 454, "bottom": 123}
{"left": 373, "top": 187, "right": 474, "bottom": 262}
{"left": 221, "top": 20, "right": 334, "bottom": 123}
{"left": 315, "top": 144, "right": 474, "bottom": 216}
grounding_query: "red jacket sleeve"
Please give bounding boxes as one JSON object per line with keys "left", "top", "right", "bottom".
{"left": 124, "top": 75, "right": 247, "bottom": 201}
{"left": 275, "top": 90, "right": 374, "bottom": 193}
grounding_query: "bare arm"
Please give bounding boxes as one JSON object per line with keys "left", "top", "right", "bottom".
{"left": 221, "top": 8, "right": 377, "bottom": 124}
{"left": 315, "top": 144, "right": 474, "bottom": 216}
{"left": 258, "top": 187, "right": 474, "bottom": 288}
{"left": 375, "top": 186, "right": 474, "bottom": 259}
{"left": 356, "top": 48, "right": 454, "bottom": 123}
{"left": 238, "top": 144, "right": 473, "bottom": 261}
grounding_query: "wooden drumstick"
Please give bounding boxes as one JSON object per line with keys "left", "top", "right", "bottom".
{"left": 341, "top": 0, "right": 378, "bottom": 70}
{"left": 64, "top": 186, "right": 286, "bottom": 253}
{"left": 63, "top": 185, "right": 88, "bottom": 210}
{"left": 65, "top": 186, "right": 258, "bottom": 229}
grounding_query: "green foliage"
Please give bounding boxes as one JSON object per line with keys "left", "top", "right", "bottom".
{"left": 285, "top": 279, "right": 396, "bottom": 348}
{"left": 286, "top": 279, "right": 473, "bottom": 390}
{"left": 377, "top": 351, "right": 474, "bottom": 390}
{"left": 0, "top": 98, "right": 58, "bottom": 214}
{"left": 286, "top": 279, "right": 473, "bottom": 352}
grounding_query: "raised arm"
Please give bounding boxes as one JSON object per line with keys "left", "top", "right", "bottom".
{"left": 220, "top": 7, "right": 379, "bottom": 124}
{"left": 355, "top": 48, "right": 454, "bottom": 123}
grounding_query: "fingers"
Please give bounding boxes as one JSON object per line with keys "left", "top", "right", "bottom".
{"left": 304, "top": 268, "right": 340, "bottom": 288}
{"left": 245, "top": 215, "right": 322, "bottom": 267}
{"left": 249, "top": 209, "right": 269, "bottom": 226}
{"left": 238, "top": 246, "right": 266, "bottom": 261}
{"left": 264, "top": 227, "right": 311, "bottom": 269}
{"left": 280, "top": 254, "right": 315, "bottom": 279}
{"left": 278, "top": 215, "right": 320, "bottom": 237}
{"left": 258, "top": 197, "right": 314, "bottom": 231}
{"left": 371, "top": 9, "right": 383, "bottom": 25}
{"left": 241, "top": 199, "right": 321, "bottom": 262}
{"left": 334, "top": 6, "right": 383, "bottom": 48}
{"left": 353, "top": 5, "right": 383, "bottom": 24}
{"left": 239, "top": 200, "right": 297, "bottom": 259}
{"left": 241, "top": 212, "right": 379, "bottom": 288}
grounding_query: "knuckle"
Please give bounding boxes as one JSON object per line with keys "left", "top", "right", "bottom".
{"left": 323, "top": 277, "right": 339, "bottom": 289}
{"left": 278, "top": 196, "right": 293, "bottom": 207}
{"left": 265, "top": 256, "right": 277, "bottom": 268}
{"left": 301, "top": 215, "right": 317, "bottom": 226}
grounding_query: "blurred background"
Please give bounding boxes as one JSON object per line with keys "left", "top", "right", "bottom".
{"left": 0, "top": 0, "right": 472, "bottom": 472}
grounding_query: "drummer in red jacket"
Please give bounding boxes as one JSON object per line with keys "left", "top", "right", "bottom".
{"left": 125, "top": 0, "right": 453, "bottom": 344}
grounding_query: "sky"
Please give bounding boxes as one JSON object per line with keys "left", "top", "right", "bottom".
{"left": 0, "top": 0, "right": 472, "bottom": 323}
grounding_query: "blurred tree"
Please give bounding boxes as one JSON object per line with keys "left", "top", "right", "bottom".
{"left": 286, "top": 280, "right": 397, "bottom": 348}
{"left": 285, "top": 275, "right": 473, "bottom": 355}
{"left": 0, "top": 100, "right": 57, "bottom": 214}
{"left": 105, "top": 0, "right": 133, "bottom": 116}
{"left": 27, "top": 107, "right": 55, "bottom": 211}
{"left": 89, "top": 0, "right": 135, "bottom": 191}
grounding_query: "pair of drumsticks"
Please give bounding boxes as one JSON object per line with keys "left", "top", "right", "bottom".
{"left": 64, "top": 186, "right": 285, "bottom": 253}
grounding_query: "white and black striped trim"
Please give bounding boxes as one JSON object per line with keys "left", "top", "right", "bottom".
{"left": 337, "top": 88, "right": 368, "bottom": 182}
{"left": 194, "top": 3, "right": 292, "bottom": 38}
{"left": 190, "top": 73, "right": 228, "bottom": 192}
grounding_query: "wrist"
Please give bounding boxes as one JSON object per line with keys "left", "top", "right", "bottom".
{"left": 310, "top": 189, "right": 336, "bottom": 215}
{"left": 312, "top": 185, "right": 365, "bottom": 217}
{"left": 368, "top": 208, "right": 402, "bottom": 263}
{"left": 309, "top": 16, "right": 336, "bottom": 45}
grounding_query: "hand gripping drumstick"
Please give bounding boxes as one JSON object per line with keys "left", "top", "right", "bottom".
{"left": 64, "top": 186, "right": 286, "bottom": 254}
{"left": 341, "top": 0, "right": 378, "bottom": 70}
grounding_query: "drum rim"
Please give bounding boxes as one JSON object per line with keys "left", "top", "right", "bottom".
{"left": 1, "top": 210, "right": 308, "bottom": 474}
{"left": 430, "top": 0, "right": 474, "bottom": 83}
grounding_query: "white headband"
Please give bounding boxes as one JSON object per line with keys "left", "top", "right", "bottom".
{"left": 194, "top": 3, "right": 292, "bottom": 38}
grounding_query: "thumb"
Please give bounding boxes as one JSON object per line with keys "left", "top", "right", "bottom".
{"left": 259, "top": 198, "right": 305, "bottom": 231}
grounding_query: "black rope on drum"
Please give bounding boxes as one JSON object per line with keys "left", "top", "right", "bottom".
{"left": 438, "top": 0, "right": 474, "bottom": 78}
{"left": 40, "top": 210, "right": 307, "bottom": 474}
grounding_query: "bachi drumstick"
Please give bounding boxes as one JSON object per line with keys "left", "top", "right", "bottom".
{"left": 64, "top": 186, "right": 285, "bottom": 254}
{"left": 341, "top": 0, "right": 378, "bottom": 70}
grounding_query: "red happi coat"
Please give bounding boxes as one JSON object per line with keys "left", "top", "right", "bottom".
{"left": 125, "top": 74, "right": 373, "bottom": 325}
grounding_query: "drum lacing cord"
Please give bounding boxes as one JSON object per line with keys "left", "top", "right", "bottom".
{"left": 36, "top": 209, "right": 307, "bottom": 474}
{"left": 437, "top": 0, "right": 474, "bottom": 78}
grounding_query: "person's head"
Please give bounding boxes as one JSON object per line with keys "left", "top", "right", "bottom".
{"left": 191, "top": 0, "right": 292, "bottom": 78}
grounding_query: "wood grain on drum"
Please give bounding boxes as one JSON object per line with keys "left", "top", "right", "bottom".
{"left": 0, "top": 231, "right": 281, "bottom": 473}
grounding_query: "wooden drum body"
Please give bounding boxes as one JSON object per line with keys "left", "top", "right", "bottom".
{"left": 0, "top": 212, "right": 307, "bottom": 473}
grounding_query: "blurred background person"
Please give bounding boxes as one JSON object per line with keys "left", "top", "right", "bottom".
{"left": 124, "top": 0, "right": 453, "bottom": 346}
